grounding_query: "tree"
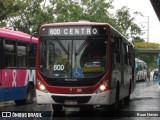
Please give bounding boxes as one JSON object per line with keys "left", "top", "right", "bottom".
{"left": 133, "top": 36, "right": 145, "bottom": 42}
{"left": 51, "top": 0, "right": 122, "bottom": 31}
{"left": 134, "top": 42, "right": 160, "bottom": 49}
{"left": 135, "top": 53, "right": 158, "bottom": 70}
{"left": 0, "top": 0, "right": 19, "bottom": 20}
{"left": 0, "top": 0, "right": 143, "bottom": 37}
{"left": 114, "top": 6, "right": 143, "bottom": 40}
{"left": 0, "top": 0, "right": 21, "bottom": 26}
{"left": 134, "top": 42, "right": 160, "bottom": 70}
{"left": 0, "top": 0, "right": 55, "bottom": 34}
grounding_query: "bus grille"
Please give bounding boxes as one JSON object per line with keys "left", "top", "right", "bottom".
{"left": 51, "top": 96, "right": 91, "bottom": 104}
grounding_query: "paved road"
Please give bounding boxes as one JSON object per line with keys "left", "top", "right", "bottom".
{"left": 0, "top": 81, "right": 160, "bottom": 120}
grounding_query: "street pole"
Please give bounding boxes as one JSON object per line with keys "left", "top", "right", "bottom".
{"left": 147, "top": 16, "right": 149, "bottom": 42}
{"left": 139, "top": 16, "right": 149, "bottom": 42}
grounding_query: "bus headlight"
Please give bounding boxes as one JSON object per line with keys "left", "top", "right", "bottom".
{"left": 95, "top": 80, "right": 109, "bottom": 94}
{"left": 37, "top": 80, "right": 49, "bottom": 93}
{"left": 100, "top": 84, "right": 106, "bottom": 91}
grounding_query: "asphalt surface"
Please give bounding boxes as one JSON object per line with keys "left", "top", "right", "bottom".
{"left": 0, "top": 80, "right": 160, "bottom": 120}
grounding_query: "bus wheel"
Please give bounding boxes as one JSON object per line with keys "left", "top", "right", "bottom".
{"left": 52, "top": 105, "right": 63, "bottom": 116}
{"left": 14, "top": 100, "right": 25, "bottom": 106}
{"left": 80, "top": 105, "right": 93, "bottom": 112}
{"left": 52, "top": 104, "right": 63, "bottom": 111}
{"left": 25, "top": 84, "right": 34, "bottom": 104}
{"left": 80, "top": 105, "right": 93, "bottom": 115}
{"left": 124, "top": 95, "right": 130, "bottom": 105}
{"left": 124, "top": 81, "right": 131, "bottom": 105}
{"left": 112, "top": 82, "right": 120, "bottom": 111}
{"left": 14, "top": 85, "right": 34, "bottom": 105}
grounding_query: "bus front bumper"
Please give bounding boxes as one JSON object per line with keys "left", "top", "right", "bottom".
{"left": 36, "top": 89, "right": 115, "bottom": 105}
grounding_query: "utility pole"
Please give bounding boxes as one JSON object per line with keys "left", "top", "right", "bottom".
{"left": 147, "top": 16, "right": 149, "bottom": 42}
{"left": 139, "top": 16, "right": 149, "bottom": 42}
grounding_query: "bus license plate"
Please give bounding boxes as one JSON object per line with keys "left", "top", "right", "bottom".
{"left": 64, "top": 100, "right": 78, "bottom": 105}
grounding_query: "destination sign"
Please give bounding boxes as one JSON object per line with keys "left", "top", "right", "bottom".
{"left": 47, "top": 27, "right": 99, "bottom": 36}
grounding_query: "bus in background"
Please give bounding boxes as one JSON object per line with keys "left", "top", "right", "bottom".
{"left": 0, "top": 28, "right": 37, "bottom": 105}
{"left": 36, "top": 21, "right": 135, "bottom": 112}
{"left": 135, "top": 58, "right": 148, "bottom": 82}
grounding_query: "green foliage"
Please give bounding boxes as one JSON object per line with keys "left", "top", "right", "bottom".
{"left": 132, "top": 36, "right": 145, "bottom": 42}
{"left": 0, "top": 0, "right": 21, "bottom": 26}
{"left": 134, "top": 42, "right": 160, "bottom": 49}
{"left": 0, "top": 0, "right": 134, "bottom": 35}
{"left": 0, "top": 0, "right": 55, "bottom": 33}
{"left": 134, "top": 42, "right": 160, "bottom": 70}
{"left": 135, "top": 53, "right": 158, "bottom": 70}
{"left": 0, "top": 0, "right": 158, "bottom": 71}
{"left": 51, "top": 0, "right": 83, "bottom": 22}
{"left": 114, "top": 6, "right": 143, "bottom": 40}
{"left": 0, "top": 0, "right": 19, "bottom": 20}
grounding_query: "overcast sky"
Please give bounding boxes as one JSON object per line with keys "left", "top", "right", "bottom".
{"left": 112, "top": 0, "right": 160, "bottom": 43}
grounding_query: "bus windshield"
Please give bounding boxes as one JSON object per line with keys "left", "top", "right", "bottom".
{"left": 39, "top": 37, "right": 107, "bottom": 78}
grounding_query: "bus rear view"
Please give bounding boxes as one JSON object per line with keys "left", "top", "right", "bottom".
{"left": 36, "top": 22, "right": 135, "bottom": 113}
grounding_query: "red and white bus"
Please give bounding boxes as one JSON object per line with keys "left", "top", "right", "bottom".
{"left": 0, "top": 28, "right": 37, "bottom": 105}
{"left": 36, "top": 21, "right": 135, "bottom": 112}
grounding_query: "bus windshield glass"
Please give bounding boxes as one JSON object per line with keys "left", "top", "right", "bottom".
{"left": 39, "top": 37, "right": 107, "bottom": 78}
{"left": 39, "top": 26, "right": 107, "bottom": 78}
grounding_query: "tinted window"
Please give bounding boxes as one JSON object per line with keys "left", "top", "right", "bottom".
{"left": 39, "top": 37, "right": 107, "bottom": 78}
{"left": 5, "top": 40, "right": 16, "bottom": 67}
{"left": 17, "top": 42, "right": 27, "bottom": 67}
{"left": 28, "top": 43, "right": 36, "bottom": 68}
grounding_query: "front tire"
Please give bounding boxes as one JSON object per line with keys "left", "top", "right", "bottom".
{"left": 52, "top": 105, "right": 63, "bottom": 112}
{"left": 124, "top": 80, "right": 131, "bottom": 105}
{"left": 15, "top": 84, "right": 34, "bottom": 105}
{"left": 52, "top": 105, "right": 63, "bottom": 116}
{"left": 25, "top": 84, "right": 34, "bottom": 104}
{"left": 123, "top": 95, "right": 130, "bottom": 105}
{"left": 111, "top": 82, "right": 120, "bottom": 111}
{"left": 80, "top": 105, "right": 93, "bottom": 112}
{"left": 79, "top": 105, "right": 93, "bottom": 116}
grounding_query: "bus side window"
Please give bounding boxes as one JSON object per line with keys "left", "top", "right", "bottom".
{"left": 17, "top": 42, "right": 27, "bottom": 68}
{"left": 111, "top": 40, "right": 116, "bottom": 67}
{"left": 128, "top": 46, "right": 132, "bottom": 65}
{"left": 28, "top": 43, "right": 36, "bottom": 68}
{"left": 4, "top": 39, "right": 16, "bottom": 68}
{"left": 115, "top": 40, "right": 120, "bottom": 64}
{"left": 111, "top": 43, "right": 114, "bottom": 65}
{"left": 111, "top": 38, "right": 120, "bottom": 66}
{"left": 123, "top": 43, "right": 129, "bottom": 65}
